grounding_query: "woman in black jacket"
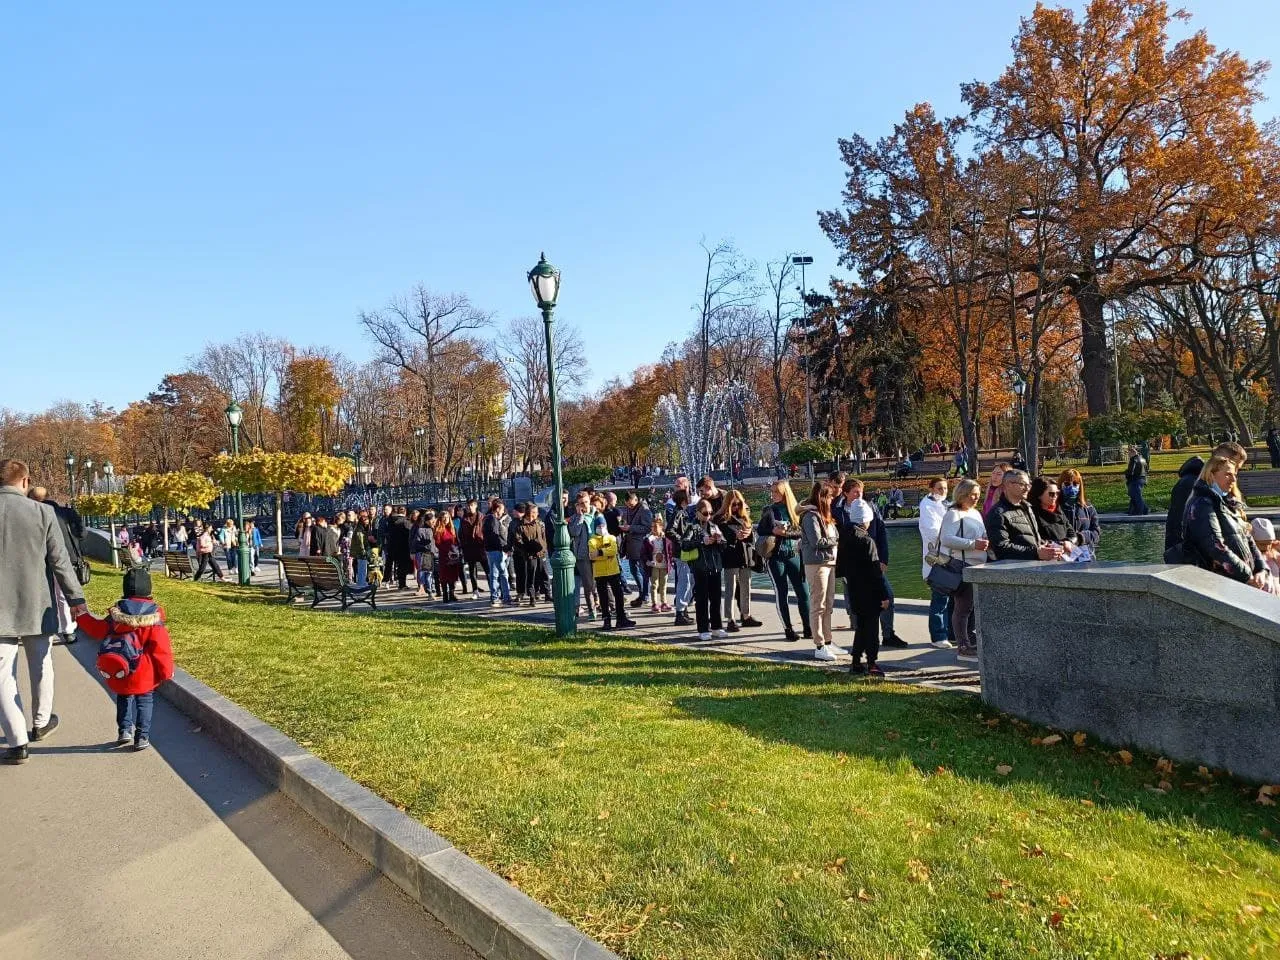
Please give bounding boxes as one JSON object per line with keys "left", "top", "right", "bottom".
{"left": 716, "top": 489, "right": 760, "bottom": 632}
{"left": 1029, "top": 475, "right": 1080, "bottom": 558}
{"left": 1182, "top": 456, "right": 1267, "bottom": 587}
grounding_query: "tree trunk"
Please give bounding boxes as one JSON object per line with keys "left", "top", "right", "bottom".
{"left": 1076, "top": 290, "right": 1111, "bottom": 463}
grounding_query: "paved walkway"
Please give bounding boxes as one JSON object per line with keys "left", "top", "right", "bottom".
{"left": 0, "top": 637, "right": 478, "bottom": 960}
{"left": 245, "top": 551, "right": 979, "bottom": 693}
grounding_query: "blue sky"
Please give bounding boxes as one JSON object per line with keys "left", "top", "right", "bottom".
{"left": 3, "top": 1, "right": 1277, "bottom": 414}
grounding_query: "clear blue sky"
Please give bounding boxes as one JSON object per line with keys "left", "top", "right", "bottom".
{"left": 3, "top": 1, "right": 1277, "bottom": 414}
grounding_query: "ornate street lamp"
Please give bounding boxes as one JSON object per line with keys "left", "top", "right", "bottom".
{"left": 528, "top": 252, "right": 575, "bottom": 637}
{"left": 65, "top": 453, "right": 76, "bottom": 498}
{"left": 1011, "top": 371, "right": 1028, "bottom": 470}
{"left": 225, "top": 401, "right": 253, "bottom": 585}
{"left": 1133, "top": 372, "right": 1146, "bottom": 413}
{"left": 103, "top": 461, "right": 118, "bottom": 568}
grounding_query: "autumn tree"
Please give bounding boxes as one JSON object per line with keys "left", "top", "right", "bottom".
{"left": 116, "top": 373, "right": 225, "bottom": 474}
{"left": 499, "top": 315, "right": 586, "bottom": 472}
{"left": 359, "top": 286, "right": 492, "bottom": 477}
{"left": 190, "top": 332, "right": 291, "bottom": 449}
{"left": 821, "top": 104, "right": 1006, "bottom": 474}
{"left": 963, "top": 0, "right": 1273, "bottom": 426}
{"left": 279, "top": 353, "right": 342, "bottom": 453}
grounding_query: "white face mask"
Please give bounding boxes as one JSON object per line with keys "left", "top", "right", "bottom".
{"left": 930, "top": 491, "right": 945, "bottom": 501}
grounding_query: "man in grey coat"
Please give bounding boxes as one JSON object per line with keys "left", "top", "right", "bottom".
{"left": 0, "top": 460, "right": 87, "bottom": 763}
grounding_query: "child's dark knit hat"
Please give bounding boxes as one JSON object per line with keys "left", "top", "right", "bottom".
{"left": 124, "top": 568, "right": 153, "bottom": 599}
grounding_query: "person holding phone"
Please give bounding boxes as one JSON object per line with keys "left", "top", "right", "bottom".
{"left": 684, "top": 499, "right": 727, "bottom": 641}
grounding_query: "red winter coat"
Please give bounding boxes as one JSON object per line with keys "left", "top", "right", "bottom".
{"left": 435, "top": 526, "right": 463, "bottom": 585}
{"left": 77, "top": 598, "right": 176, "bottom": 696}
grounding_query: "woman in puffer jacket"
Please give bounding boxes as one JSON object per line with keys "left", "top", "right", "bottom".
{"left": 1182, "top": 455, "right": 1266, "bottom": 588}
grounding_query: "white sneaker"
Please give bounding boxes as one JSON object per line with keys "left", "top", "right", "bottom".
{"left": 814, "top": 645, "right": 838, "bottom": 662}
{"left": 698, "top": 632, "right": 712, "bottom": 641}
{"left": 931, "top": 639, "right": 955, "bottom": 649}
{"left": 711, "top": 629, "right": 728, "bottom": 639}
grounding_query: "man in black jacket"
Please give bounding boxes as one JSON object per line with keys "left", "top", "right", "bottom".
{"left": 986, "top": 470, "right": 1061, "bottom": 562}
{"left": 1124, "top": 445, "right": 1150, "bottom": 515}
{"left": 27, "top": 487, "right": 86, "bottom": 645}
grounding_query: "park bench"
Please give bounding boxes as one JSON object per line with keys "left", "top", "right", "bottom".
{"left": 279, "top": 555, "right": 378, "bottom": 610}
{"left": 115, "top": 546, "right": 149, "bottom": 572}
{"left": 1238, "top": 470, "right": 1280, "bottom": 501}
{"left": 163, "top": 550, "right": 194, "bottom": 579}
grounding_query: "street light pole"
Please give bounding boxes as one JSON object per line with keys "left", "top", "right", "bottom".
{"left": 226, "top": 401, "right": 253, "bottom": 585}
{"left": 528, "top": 253, "right": 575, "bottom": 638}
{"left": 104, "top": 460, "right": 118, "bottom": 568}
{"left": 1134, "top": 373, "right": 1146, "bottom": 413}
{"left": 792, "top": 255, "right": 815, "bottom": 441}
{"left": 65, "top": 453, "right": 76, "bottom": 500}
{"left": 1012, "top": 372, "right": 1028, "bottom": 471}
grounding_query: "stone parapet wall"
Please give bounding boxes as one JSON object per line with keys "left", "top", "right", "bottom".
{"left": 965, "top": 561, "right": 1280, "bottom": 784}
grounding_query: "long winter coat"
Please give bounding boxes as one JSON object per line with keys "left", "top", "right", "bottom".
{"left": 838, "top": 525, "right": 886, "bottom": 615}
{"left": 0, "top": 486, "right": 85, "bottom": 637}
{"left": 459, "top": 513, "right": 487, "bottom": 563}
{"left": 622, "top": 503, "right": 652, "bottom": 562}
{"left": 1164, "top": 456, "right": 1205, "bottom": 552}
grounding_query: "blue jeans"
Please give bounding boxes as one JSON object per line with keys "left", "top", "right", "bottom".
{"left": 116, "top": 692, "right": 154, "bottom": 740}
{"left": 354, "top": 558, "right": 368, "bottom": 586}
{"left": 767, "top": 552, "right": 810, "bottom": 633}
{"left": 1127, "top": 479, "right": 1149, "bottom": 515}
{"left": 673, "top": 559, "right": 694, "bottom": 612}
{"left": 627, "top": 557, "right": 649, "bottom": 600}
{"left": 486, "top": 550, "right": 512, "bottom": 602}
{"left": 927, "top": 588, "right": 952, "bottom": 643}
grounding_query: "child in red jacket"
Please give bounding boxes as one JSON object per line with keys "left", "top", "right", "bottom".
{"left": 76, "top": 569, "right": 175, "bottom": 751}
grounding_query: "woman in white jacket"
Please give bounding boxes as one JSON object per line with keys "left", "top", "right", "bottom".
{"left": 939, "top": 478, "right": 989, "bottom": 659}
{"left": 917, "top": 477, "right": 951, "bottom": 647}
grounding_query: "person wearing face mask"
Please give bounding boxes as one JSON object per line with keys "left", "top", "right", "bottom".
{"left": 1180, "top": 455, "right": 1267, "bottom": 587}
{"left": 1029, "top": 476, "right": 1078, "bottom": 558}
{"left": 1056, "top": 469, "right": 1100, "bottom": 557}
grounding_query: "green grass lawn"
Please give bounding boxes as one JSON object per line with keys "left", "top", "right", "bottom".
{"left": 85, "top": 573, "right": 1280, "bottom": 959}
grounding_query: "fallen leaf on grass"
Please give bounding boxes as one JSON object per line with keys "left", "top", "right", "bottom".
{"left": 1117, "top": 750, "right": 1134, "bottom": 765}
{"left": 1040, "top": 734, "right": 1063, "bottom": 747}
{"left": 597, "top": 810, "right": 610, "bottom": 820}
{"left": 983, "top": 718, "right": 1000, "bottom": 728}
{"left": 1079, "top": 799, "right": 1094, "bottom": 807}
{"left": 885, "top": 730, "right": 901, "bottom": 742}
{"left": 529, "top": 816, "right": 541, "bottom": 826}
{"left": 1240, "top": 904, "right": 1264, "bottom": 918}
{"left": 1072, "top": 732, "right": 1087, "bottom": 746}
{"left": 824, "top": 857, "right": 847, "bottom": 874}
{"left": 1157, "top": 780, "right": 1173, "bottom": 792}
{"left": 1257, "top": 785, "right": 1277, "bottom": 806}
{"left": 1155, "top": 757, "right": 1174, "bottom": 775}
{"left": 906, "top": 859, "right": 931, "bottom": 883}
{"left": 856, "top": 888, "right": 874, "bottom": 902}
{"left": 1057, "top": 894, "right": 1074, "bottom": 908}
{"left": 1048, "top": 911, "right": 1064, "bottom": 929}
{"left": 1021, "top": 843, "right": 1047, "bottom": 858}
{"left": 995, "top": 764, "right": 1014, "bottom": 776}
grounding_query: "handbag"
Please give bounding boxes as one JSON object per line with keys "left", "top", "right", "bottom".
{"left": 754, "top": 532, "right": 776, "bottom": 560}
{"left": 925, "top": 557, "right": 965, "bottom": 595}
{"left": 925, "top": 517, "right": 973, "bottom": 596}
{"left": 75, "top": 558, "right": 92, "bottom": 586}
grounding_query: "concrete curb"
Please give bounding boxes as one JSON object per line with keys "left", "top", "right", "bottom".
{"left": 158, "top": 667, "right": 620, "bottom": 960}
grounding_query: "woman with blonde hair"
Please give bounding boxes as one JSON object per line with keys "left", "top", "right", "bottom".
{"left": 1181, "top": 455, "right": 1266, "bottom": 587}
{"left": 1056, "top": 468, "right": 1101, "bottom": 553}
{"left": 756, "top": 479, "right": 810, "bottom": 642}
{"left": 717, "top": 489, "right": 761, "bottom": 632}
{"left": 939, "top": 478, "right": 989, "bottom": 658}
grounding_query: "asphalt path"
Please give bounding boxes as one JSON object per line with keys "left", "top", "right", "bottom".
{"left": 0, "top": 636, "right": 478, "bottom": 960}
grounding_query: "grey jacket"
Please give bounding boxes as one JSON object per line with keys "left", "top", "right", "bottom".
{"left": 0, "top": 486, "right": 85, "bottom": 637}
{"left": 798, "top": 505, "right": 838, "bottom": 566}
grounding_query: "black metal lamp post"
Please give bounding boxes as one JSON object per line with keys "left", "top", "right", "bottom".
{"left": 528, "top": 252, "right": 575, "bottom": 638}
{"left": 103, "top": 460, "right": 118, "bottom": 568}
{"left": 225, "top": 401, "right": 253, "bottom": 585}
{"left": 1012, "top": 372, "right": 1028, "bottom": 469}
{"left": 65, "top": 453, "right": 76, "bottom": 499}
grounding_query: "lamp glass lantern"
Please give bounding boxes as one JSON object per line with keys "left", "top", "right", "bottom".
{"left": 528, "top": 253, "right": 561, "bottom": 309}
{"left": 225, "top": 401, "right": 244, "bottom": 429}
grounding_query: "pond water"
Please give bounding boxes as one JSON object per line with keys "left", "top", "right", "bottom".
{"left": 748, "top": 519, "right": 1169, "bottom": 602}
